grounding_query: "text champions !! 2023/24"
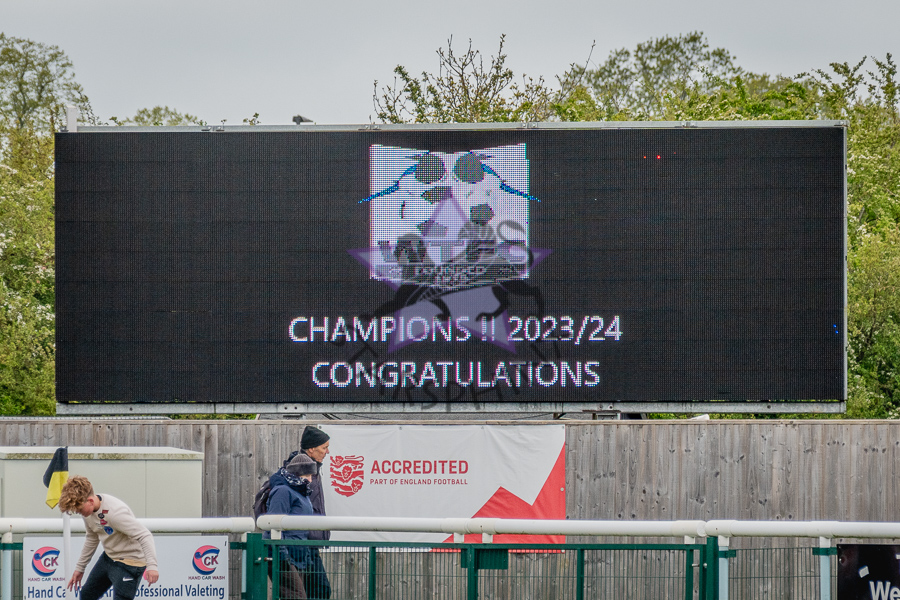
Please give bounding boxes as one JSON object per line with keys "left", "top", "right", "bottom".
{"left": 289, "top": 315, "right": 622, "bottom": 344}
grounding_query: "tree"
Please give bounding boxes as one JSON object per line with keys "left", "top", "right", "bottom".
{"left": 0, "top": 33, "right": 93, "bottom": 132}
{"left": 0, "top": 33, "right": 84, "bottom": 415}
{"left": 847, "top": 227, "right": 900, "bottom": 418}
{"left": 557, "top": 32, "right": 743, "bottom": 120}
{"left": 819, "top": 56, "right": 900, "bottom": 417}
{"left": 636, "top": 50, "right": 900, "bottom": 418}
{"left": 820, "top": 57, "right": 900, "bottom": 238}
{"left": 657, "top": 72, "right": 818, "bottom": 122}
{"left": 374, "top": 35, "right": 554, "bottom": 123}
{"left": 0, "top": 130, "right": 56, "bottom": 415}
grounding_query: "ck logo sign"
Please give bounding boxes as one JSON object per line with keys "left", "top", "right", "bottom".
{"left": 330, "top": 455, "right": 365, "bottom": 497}
{"left": 32, "top": 547, "right": 60, "bottom": 577}
{"left": 193, "top": 545, "right": 221, "bottom": 575}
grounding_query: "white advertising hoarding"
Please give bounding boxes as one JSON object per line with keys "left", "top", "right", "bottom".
{"left": 319, "top": 424, "right": 565, "bottom": 543}
{"left": 23, "top": 536, "right": 228, "bottom": 600}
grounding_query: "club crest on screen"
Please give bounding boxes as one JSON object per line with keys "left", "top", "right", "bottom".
{"left": 363, "top": 144, "right": 535, "bottom": 290}
{"left": 347, "top": 144, "right": 552, "bottom": 353}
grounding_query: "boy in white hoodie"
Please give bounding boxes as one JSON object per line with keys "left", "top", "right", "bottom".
{"left": 58, "top": 476, "right": 159, "bottom": 600}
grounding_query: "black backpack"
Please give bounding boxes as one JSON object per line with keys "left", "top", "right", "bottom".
{"left": 252, "top": 478, "right": 272, "bottom": 520}
{"left": 253, "top": 452, "right": 299, "bottom": 520}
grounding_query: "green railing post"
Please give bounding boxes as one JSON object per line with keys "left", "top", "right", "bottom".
{"left": 0, "top": 534, "right": 20, "bottom": 600}
{"left": 684, "top": 542, "right": 695, "bottom": 600}
{"left": 245, "top": 533, "right": 267, "bottom": 600}
{"left": 229, "top": 538, "right": 248, "bottom": 600}
{"left": 271, "top": 545, "right": 281, "bottom": 600}
{"left": 717, "top": 537, "right": 730, "bottom": 600}
{"left": 368, "top": 546, "right": 377, "bottom": 600}
{"left": 575, "top": 548, "right": 585, "bottom": 600}
{"left": 702, "top": 536, "right": 719, "bottom": 600}
{"left": 814, "top": 538, "right": 837, "bottom": 600}
{"left": 466, "top": 546, "right": 478, "bottom": 600}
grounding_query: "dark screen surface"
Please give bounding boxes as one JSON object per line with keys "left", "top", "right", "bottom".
{"left": 55, "top": 125, "right": 846, "bottom": 407}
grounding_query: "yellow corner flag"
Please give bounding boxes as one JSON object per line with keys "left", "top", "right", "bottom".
{"left": 43, "top": 447, "right": 68, "bottom": 509}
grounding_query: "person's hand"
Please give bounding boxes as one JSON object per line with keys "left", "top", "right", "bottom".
{"left": 67, "top": 571, "right": 84, "bottom": 591}
{"left": 144, "top": 570, "right": 159, "bottom": 585}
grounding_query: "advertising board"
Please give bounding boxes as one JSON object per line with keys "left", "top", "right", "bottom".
{"left": 55, "top": 123, "right": 846, "bottom": 413}
{"left": 23, "top": 536, "right": 228, "bottom": 600}
{"left": 320, "top": 424, "right": 565, "bottom": 543}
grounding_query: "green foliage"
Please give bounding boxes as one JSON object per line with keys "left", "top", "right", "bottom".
{"left": 110, "top": 105, "right": 203, "bottom": 126}
{"left": 832, "top": 56, "right": 900, "bottom": 416}
{"left": 0, "top": 130, "right": 56, "bottom": 415}
{"left": 660, "top": 75, "right": 819, "bottom": 121}
{"left": 554, "top": 33, "right": 818, "bottom": 124}
{"left": 0, "top": 33, "right": 87, "bottom": 415}
{"left": 847, "top": 227, "right": 900, "bottom": 417}
{"left": 558, "top": 32, "right": 742, "bottom": 120}
{"left": 552, "top": 84, "right": 638, "bottom": 122}
{"left": 374, "top": 36, "right": 553, "bottom": 123}
{"left": 0, "top": 33, "right": 93, "bottom": 132}
{"left": 836, "top": 58, "right": 900, "bottom": 241}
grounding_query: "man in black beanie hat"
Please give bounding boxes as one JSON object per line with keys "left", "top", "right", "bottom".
{"left": 299, "top": 425, "right": 331, "bottom": 599}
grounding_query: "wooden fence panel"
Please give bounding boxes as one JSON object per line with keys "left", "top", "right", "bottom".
{"left": 0, "top": 419, "right": 895, "bottom": 523}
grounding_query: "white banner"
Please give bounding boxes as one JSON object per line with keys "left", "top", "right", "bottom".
{"left": 318, "top": 424, "right": 565, "bottom": 543}
{"left": 23, "top": 536, "right": 228, "bottom": 600}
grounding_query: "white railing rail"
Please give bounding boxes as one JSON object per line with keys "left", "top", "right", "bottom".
{"left": 0, "top": 517, "right": 255, "bottom": 535}
{"left": 257, "top": 515, "right": 900, "bottom": 541}
{"left": 705, "top": 520, "right": 900, "bottom": 539}
{"left": 4, "top": 514, "right": 897, "bottom": 542}
{"left": 4, "top": 516, "right": 898, "bottom": 600}
{"left": 257, "top": 515, "right": 708, "bottom": 540}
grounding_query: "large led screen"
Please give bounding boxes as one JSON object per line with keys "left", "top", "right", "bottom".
{"left": 55, "top": 124, "right": 846, "bottom": 409}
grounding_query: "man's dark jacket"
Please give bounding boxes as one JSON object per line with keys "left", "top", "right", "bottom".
{"left": 308, "top": 460, "right": 330, "bottom": 541}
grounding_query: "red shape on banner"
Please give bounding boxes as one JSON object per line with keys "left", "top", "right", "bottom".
{"left": 442, "top": 444, "right": 566, "bottom": 545}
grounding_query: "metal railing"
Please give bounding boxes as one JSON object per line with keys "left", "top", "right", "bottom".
{"left": 3, "top": 517, "right": 899, "bottom": 600}
{"left": 250, "top": 537, "right": 717, "bottom": 600}
{"left": 252, "top": 517, "right": 900, "bottom": 600}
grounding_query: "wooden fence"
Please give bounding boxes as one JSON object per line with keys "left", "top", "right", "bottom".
{"left": 0, "top": 419, "right": 894, "bottom": 524}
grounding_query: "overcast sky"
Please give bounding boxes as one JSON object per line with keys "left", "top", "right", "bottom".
{"left": 4, "top": 0, "right": 897, "bottom": 126}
